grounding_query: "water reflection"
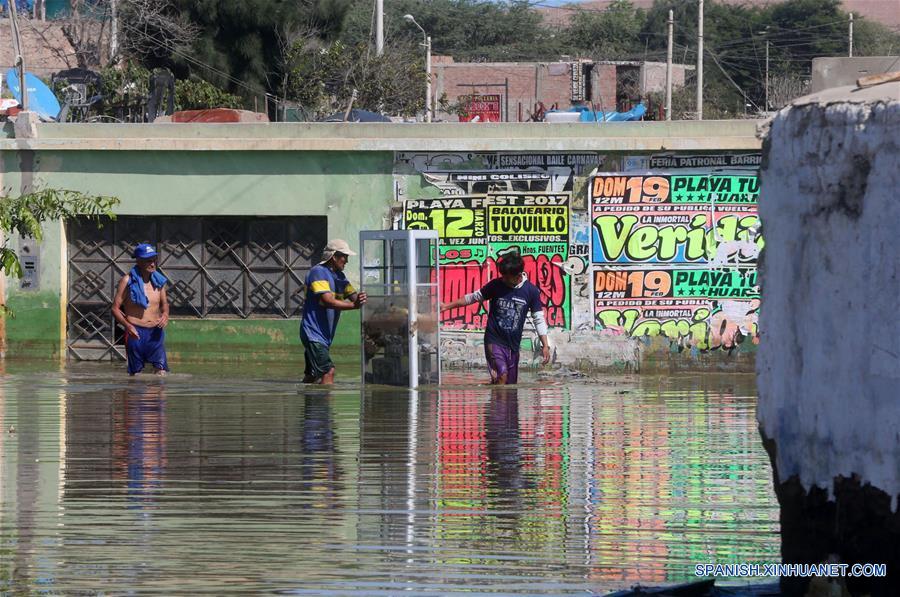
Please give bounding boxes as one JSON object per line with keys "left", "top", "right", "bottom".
{"left": 117, "top": 385, "right": 167, "bottom": 506}
{"left": 0, "top": 368, "right": 779, "bottom": 594}
{"left": 485, "top": 388, "right": 526, "bottom": 494}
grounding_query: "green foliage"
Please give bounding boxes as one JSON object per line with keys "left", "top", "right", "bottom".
{"left": 285, "top": 39, "right": 425, "bottom": 118}
{"left": 0, "top": 189, "right": 119, "bottom": 279}
{"left": 65, "top": 62, "right": 245, "bottom": 116}
{"left": 171, "top": 0, "right": 354, "bottom": 100}
{"left": 853, "top": 20, "right": 900, "bottom": 56}
{"left": 341, "top": 0, "right": 562, "bottom": 61}
{"left": 99, "top": 61, "right": 151, "bottom": 105}
{"left": 175, "top": 78, "right": 244, "bottom": 110}
{"left": 564, "top": 0, "right": 646, "bottom": 60}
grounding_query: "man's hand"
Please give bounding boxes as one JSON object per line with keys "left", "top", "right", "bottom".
{"left": 125, "top": 323, "right": 139, "bottom": 339}
{"left": 354, "top": 292, "right": 368, "bottom": 308}
{"left": 541, "top": 343, "right": 551, "bottom": 364}
{"left": 157, "top": 313, "right": 169, "bottom": 329}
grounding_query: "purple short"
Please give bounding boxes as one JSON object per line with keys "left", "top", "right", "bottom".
{"left": 485, "top": 343, "right": 520, "bottom": 384}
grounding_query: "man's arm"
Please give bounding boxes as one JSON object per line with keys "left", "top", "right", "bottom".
{"left": 111, "top": 276, "right": 139, "bottom": 338}
{"left": 319, "top": 291, "right": 365, "bottom": 311}
{"left": 530, "top": 294, "right": 551, "bottom": 364}
{"left": 442, "top": 288, "right": 487, "bottom": 311}
{"left": 344, "top": 284, "right": 367, "bottom": 308}
{"left": 157, "top": 286, "right": 170, "bottom": 328}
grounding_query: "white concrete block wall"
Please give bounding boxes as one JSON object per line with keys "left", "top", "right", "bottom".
{"left": 757, "top": 88, "right": 900, "bottom": 507}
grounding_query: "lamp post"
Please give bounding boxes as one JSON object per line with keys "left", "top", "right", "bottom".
{"left": 404, "top": 14, "right": 432, "bottom": 123}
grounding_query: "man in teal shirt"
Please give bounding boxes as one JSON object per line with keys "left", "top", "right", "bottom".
{"left": 300, "top": 239, "right": 367, "bottom": 384}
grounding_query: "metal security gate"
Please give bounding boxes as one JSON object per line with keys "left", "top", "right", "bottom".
{"left": 66, "top": 216, "right": 327, "bottom": 361}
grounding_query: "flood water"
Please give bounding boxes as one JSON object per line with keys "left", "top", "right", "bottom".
{"left": 1, "top": 363, "right": 779, "bottom": 594}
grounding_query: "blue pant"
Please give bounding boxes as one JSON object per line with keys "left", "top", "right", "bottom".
{"left": 125, "top": 325, "right": 169, "bottom": 375}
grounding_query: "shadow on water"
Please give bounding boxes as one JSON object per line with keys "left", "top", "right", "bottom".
{"left": 0, "top": 363, "right": 778, "bottom": 594}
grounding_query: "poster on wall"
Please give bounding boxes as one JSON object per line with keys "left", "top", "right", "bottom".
{"left": 590, "top": 172, "right": 761, "bottom": 349}
{"left": 590, "top": 173, "right": 761, "bottom": 265}
{"left": 623, "top": 153, "right": 762, "bottom": 172}
{"left": 458, "top": 94, "right": 502, "bottom": 122}
{"left": 421, "top": 170, "right": 566, "bottom": 195}
{"left": 405, "top": 193, "right": 571, "bottom": 331}
{"left": 593, "top": 267, "right": 760, "bottom": 349}
{"left": 394, "top": 152, "right": 604, "bottom": 201}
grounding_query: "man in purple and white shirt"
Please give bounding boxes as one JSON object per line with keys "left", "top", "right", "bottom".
{"left": 442, "top": 254, "right": 551, "bottom": 384}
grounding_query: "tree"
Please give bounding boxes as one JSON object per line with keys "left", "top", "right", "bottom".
{"left": 62, "top": 0, "right": 112, "bottom": 68}
{"left": 119, "top": 0, "right": 200, "bottom": 65}
{"left": 846, "top": 19, "right": 900, "bottom": 57}
{"left": 340, "top": 0, "right": 561, "bottom": 62}
{"left": 284, "top": 37, "right": 425, "bottom": 118}
{"left": 564, "top": 0, "right": 646, "bottom": 60}
{"left": 1, "top": 189, "right": 119, "bottom": 289}
{"left": 171, "top": 0, "right": 353, "bottom": 102}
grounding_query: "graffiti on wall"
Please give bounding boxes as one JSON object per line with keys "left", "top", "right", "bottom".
{"left": 593, "top": 268, "right": 760, "bottom": 349}
{"left": 590, "top": 174, "right": 760, "bottom": 264}
{"left": 395, "top": 152, "right": 603, "bottom": 199}
{"left": 590, "top": 172, "right": 761, "bottom": 350}
{"left": 405, "top": 193, "right": 571, "bottom": 331}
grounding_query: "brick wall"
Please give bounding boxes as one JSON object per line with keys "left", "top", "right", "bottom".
{"left": 592, "top": 64, "right": 617, "bottom": 113}
{"left": 0, "top": 18, "right": 78, "bottom": 78}
{"left": 433, "top": 61, "right": 619, "bottom": 122}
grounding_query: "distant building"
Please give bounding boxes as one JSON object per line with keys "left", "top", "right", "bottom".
{"left": 431, "top": 56, "right": 693, "bottom": 122}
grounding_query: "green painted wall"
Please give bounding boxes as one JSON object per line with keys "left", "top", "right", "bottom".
{"left": 2, "top": 149, "right": 393, "bottom": 362}
{"left": 166, "top": 311, "right": 362, "bottom": 370}
{"left": 4, "top": 292, "right": 62, "bottom": 359}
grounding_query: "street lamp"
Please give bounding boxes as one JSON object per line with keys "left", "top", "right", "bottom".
{"left": 404, "top": 14, "right": 432, "bottom": 123}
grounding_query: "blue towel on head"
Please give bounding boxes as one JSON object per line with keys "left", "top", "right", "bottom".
{"left": 128, "top": 266, "right": 167, "bottom": 308}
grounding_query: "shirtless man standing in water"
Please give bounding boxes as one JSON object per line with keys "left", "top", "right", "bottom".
{"left": 112, "top": 243, "right": 170, "bottom": 376}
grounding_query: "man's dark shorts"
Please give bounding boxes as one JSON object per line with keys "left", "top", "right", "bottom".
{"left": 485, "top": 343, "right": 520, "bottom": 384}
{"left": 125, "top": 325, "right": 169, "bottom": 375}
{"left": 300, "top": 329, "right": 335, "bottom": 381}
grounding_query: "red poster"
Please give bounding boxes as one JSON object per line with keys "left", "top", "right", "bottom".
{"left": 459, "top": 94, "right": 501, "bottom": 122}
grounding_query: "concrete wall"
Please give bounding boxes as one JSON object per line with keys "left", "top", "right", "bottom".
{"left": 811, "top": 56, "right": 900, "bottom": 93}
{"left": 2, "top": 143, "right": 393, "bottom": 360}
{"left": 1, "top": 120, "right": 763, "bottom": 372}
{"left": 640, "top": 62, "right": 689, "bottom": 95}
{"left": 757, "top": 83, "right": 899, "bottom": 595}
{"left": 396, "top": 148, "right": 762, "bottom": 374}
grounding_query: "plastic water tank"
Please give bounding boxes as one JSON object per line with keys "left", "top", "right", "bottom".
{"left": 544, "top": 111, "right": 582, "bottom": 123}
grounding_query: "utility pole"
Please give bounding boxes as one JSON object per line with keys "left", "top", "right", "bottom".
{"left": 7, "top": 0, "right": 27, "bottom": 111}
{"left": 765, "top": 39, "right": 770, "bottom": 112}
{"left": 404, "top": 15, "right": 432, "bottom": 122}
{"left": 425, "top": 36, "right": 432, "bottom": 122}
{"left": 111, "top": 0, "right": 119, "bottom": 61}
{"left": 666, "top": 9, "right": 673, "bottom": 120}
{"left": 848, "top": 13, "right": 854, "bottom": 57}
{"left": 376, "top": 0, "right": 384, "bottom": 56}
{"left": 697, "top": 0, "right": 704, "bottom": 120}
